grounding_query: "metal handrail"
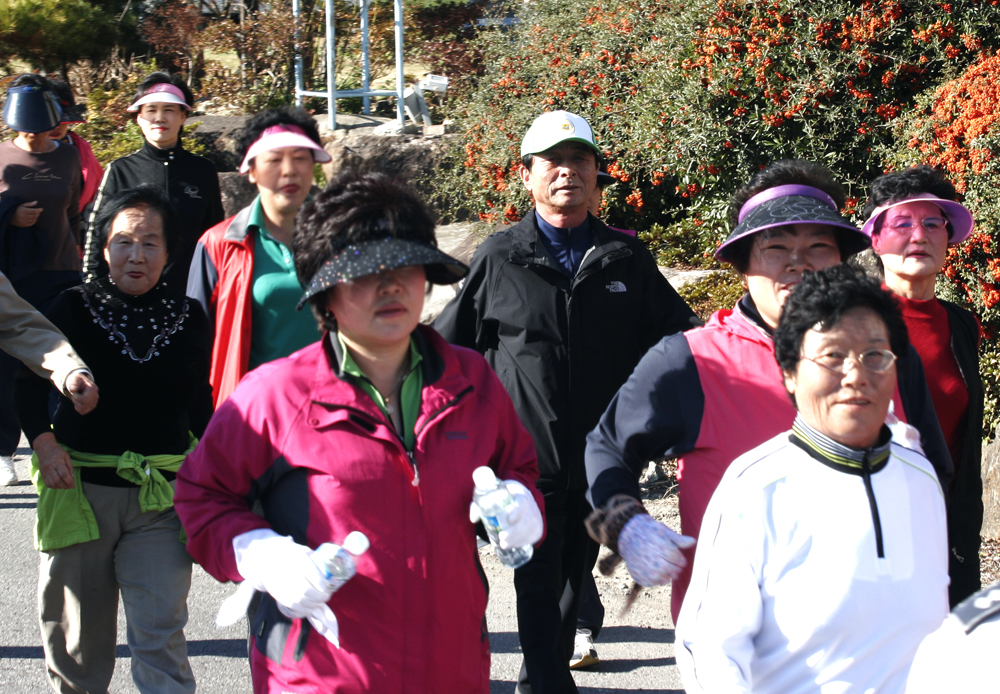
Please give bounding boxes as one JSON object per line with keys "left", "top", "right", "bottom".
{"left": 291, "top": 0, "right": 406, "bottom": 130}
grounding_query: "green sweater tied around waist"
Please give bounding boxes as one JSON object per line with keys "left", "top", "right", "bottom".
{"left": 31, "top": 435, "right": 196, "bottom": 552}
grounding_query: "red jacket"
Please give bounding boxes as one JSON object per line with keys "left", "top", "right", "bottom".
{"left": 186, "top": 206, "right": 255, "bottom": 408}
{"left": 174, "top": 326, "right": 543, "bottom": 694}
{"left": 68, "top": 132, "right": 102, "bottom": 211}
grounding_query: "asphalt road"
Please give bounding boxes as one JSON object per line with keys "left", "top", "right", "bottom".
{"left": 1, "top": 438, "right": 683, "bottom": 693}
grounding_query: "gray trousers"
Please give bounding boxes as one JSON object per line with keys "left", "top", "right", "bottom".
{"left": 38, "top": 482, "right": 195, "bottom": 694}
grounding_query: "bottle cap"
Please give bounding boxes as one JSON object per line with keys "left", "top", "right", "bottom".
{"left": 472, "top": 466, "right": 497, "bottom": 491}
{"left": 343, "top": 531, "right": 370, "bottom": 556}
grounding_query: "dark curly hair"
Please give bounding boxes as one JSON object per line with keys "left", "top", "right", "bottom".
{"left": 131, "top": 72, "right": 194, "bottom": 113}
{"left": 293, "top": 169, "right": 436, "bottom": 328}
{"left": 92, "top": 186, "right": 178, "bottom": 258}
{"left": 10, "top": 74, "right": 53, "bottom": 90}
{"left": 862, "top": 165, "right": 957, "bottom": 239}
{"left": 774, "top": 264, "right": 909, "bottom": 381}
{"left": 237, "top": 107, "right": 323, "bottom": 169}
{"left": 726, "top": 160, "right": 849, "bottom": 274}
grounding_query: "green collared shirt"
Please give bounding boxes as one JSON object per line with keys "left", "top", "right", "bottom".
{"left": 337, "top": 332, "right": 423, "bottom": 451}
{"left": 247, "top": 197, "right": 319, "bottom": 369}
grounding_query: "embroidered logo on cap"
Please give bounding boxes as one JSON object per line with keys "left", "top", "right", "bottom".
{"left": 560, "top": 120, "right": 575, "bottom": 133}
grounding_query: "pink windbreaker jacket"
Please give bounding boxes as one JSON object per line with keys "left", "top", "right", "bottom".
{"left": 175, "top": 326, "right": 543, "bottom": 694}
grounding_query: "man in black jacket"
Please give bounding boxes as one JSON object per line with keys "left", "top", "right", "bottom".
{"left": 434, "top": 110, "right": 698, "bottom": 693}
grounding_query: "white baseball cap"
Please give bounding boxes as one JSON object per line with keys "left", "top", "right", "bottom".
{"left": 520, "top": 110, "right": 601, "bottom": 159}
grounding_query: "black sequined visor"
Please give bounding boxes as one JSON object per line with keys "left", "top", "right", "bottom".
{"left": 716, "top": 195, "right": 868, "bottom": 263}
{"left": 297, "top": 237, "right": 469, "bottom": 309}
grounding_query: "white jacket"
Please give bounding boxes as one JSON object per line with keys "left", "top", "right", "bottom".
{"left": 677, "top": 431, "right": 949, "bottom": 694}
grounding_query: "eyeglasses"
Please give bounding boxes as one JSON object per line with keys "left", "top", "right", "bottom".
{"left": 885, "top": 217, "right": 948, "bottom": 234}
{"left": 800, "top": 349, "right": 897, "bottom": 375}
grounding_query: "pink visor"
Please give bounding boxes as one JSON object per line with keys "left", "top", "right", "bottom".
{"left": 239, "top": 124, "right": 331, "bottom": 173}
{"left": 861, "top": 193, "right": 974, "bottom": 244}
{"left": 127, "top": 83, "right": 190, "bottom": 113}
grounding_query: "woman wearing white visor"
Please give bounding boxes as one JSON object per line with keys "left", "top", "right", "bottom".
{"left": 83, "top": 72, "right": 224, "bottom": 289}
{"left": 862, "top": 166, "right": 984, "bottom": 607}
{"left": 186, "top": 107, "right": 332, "bottom": 407}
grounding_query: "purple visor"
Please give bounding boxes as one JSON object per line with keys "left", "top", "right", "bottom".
{"left": 861, "top": 193, "right": 974, "bottom": 245}
{"left": 716, "top": 184, "right": 868, "bottom": 263}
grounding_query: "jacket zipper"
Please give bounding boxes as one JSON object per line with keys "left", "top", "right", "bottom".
{"left": 407, "top": 385, "right": 475, "bottom": 486}
{"left": 861, "top": 452, "right": 885, "bottom": 558}
{"left": 319, "top": 385, "right": 475, "bottom": 488}
{"left": 163, "top": 150, "right": 173, "bottom": 198}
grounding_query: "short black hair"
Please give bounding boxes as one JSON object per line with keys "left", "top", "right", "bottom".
{"left": 863, "top": 165, "right": 957, "bottom": 239}
{"left": 131, "top": 72, "right": 194, "bottom": 112}
{"left": 48, "top": 79, "right": 75, "bottom": 108}
{"left": 10, "top": 74, "right": 52, "bottom": 90}
{"left": 726, "top": 160, "right": 849, "bottom": 274}
{"left": 293, "top": 169, "right": 436, "bottom": 328}
{"left": 92, "top": 186, "right": 178, "bottom": 257}
{"left": 774, "top": 264, "right": 909, "bottom": 377}
{"left": 237, "top": 107, "right": 323, "bottom": 170}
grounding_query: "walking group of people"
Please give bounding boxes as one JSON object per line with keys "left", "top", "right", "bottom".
{"left": 0, "top": 71, "right": 993, "bottom": 694}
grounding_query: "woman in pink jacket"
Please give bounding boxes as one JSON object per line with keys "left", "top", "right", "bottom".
{"left": 175, "top": 170, "right": 544, "bottom": 694}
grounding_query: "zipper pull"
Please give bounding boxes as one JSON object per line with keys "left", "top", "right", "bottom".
{"left": 408, "top": 450, "right": 419, "bottom": 487}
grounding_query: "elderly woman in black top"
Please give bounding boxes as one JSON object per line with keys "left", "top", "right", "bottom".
{"left": 15, "top": 186, "right": 212, "bottom": 694}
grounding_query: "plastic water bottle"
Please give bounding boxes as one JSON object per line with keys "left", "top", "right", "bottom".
{"left": 472, "top": 466, "right": 534, "bottom": 569}
{"left": 311, "top": 531, "right": 370, "bottom": 592}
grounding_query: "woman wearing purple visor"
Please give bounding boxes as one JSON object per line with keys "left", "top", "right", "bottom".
{"left": 584, "top": 159, "right": 952, "bottom": 622}
{"left": 863, "top": 165, "right": 983, "bottom": 606}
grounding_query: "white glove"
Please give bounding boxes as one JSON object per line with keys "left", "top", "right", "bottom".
{"left": 469, "top": 479, "right": 544, "bottom": 549}
{"left": 885, "top": 403, "right": 924, "bottom": 455}
{"left": 233, "top": 529, "right": 333, "bottom": 619}
{"left": 498, "top": 480, "right": 543, "bottom": 549}
{"left": 617, "top": 514, "right": 696, "bottom": 587}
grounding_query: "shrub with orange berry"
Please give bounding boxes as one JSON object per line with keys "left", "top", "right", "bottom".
{"left": 428, "top": 0, "right": 1000, "bottom": 269}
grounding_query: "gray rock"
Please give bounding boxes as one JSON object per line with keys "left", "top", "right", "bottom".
{"left": 218, "top": 172, "right": 258, "bottom": 218}
{"left": 189, "top": 115, "right": 249, "bottom": 172}
{"left": 983, "top": 439, "right": 1000, "bottom": 539}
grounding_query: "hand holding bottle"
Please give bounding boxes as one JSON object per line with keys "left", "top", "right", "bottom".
{"left": 470, "top": 467, "right": 542, "bottom": 568}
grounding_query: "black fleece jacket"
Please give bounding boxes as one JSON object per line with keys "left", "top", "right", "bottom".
{"left": 82, "top": 140, "right": 224, "bottom": 291}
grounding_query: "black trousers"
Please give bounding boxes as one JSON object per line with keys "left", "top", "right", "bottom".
{"left": 576, "top": 541, "right": 605, "bottom": 638}
{"left": 514, "top": 488, "right": 594, "bottom": 694}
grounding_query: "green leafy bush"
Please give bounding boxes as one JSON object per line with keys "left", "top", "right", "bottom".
{"left": 678, "top": 271, "right": 745, "bottom": 324}
{"left": 0, "top": 0, "right": 118, "bottom": 75}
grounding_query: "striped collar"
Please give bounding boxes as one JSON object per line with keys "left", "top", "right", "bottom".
{"left": 790, "top": 415, "right": 891, "bottom": 475}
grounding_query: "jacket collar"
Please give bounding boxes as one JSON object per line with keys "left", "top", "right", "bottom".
{"left": 141, "top": 139, "right": 184, "bottom": 161}
{"left": 222, "top": 204, "right": 255, "bottom": 243}
{"left": 507, "top": 208, "right": 631, "bottom": 275}
{"left": 703, "top": 296, "right": 776, "bottom": 349}
{"left": 308, "top": 324, "right": 472, "bottom": 430}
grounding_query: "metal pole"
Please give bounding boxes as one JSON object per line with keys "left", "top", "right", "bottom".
{"left": 326, "top": 0, "right": 337, "bottom": 130}
{"left": 393, "top": 0, "right": 404, "bottom": 127}
{"left": 292, "top": 0, "right": 304, "bottom": 108}
{"left": 360, "top": 0, "right": 371, "bottom": 115}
